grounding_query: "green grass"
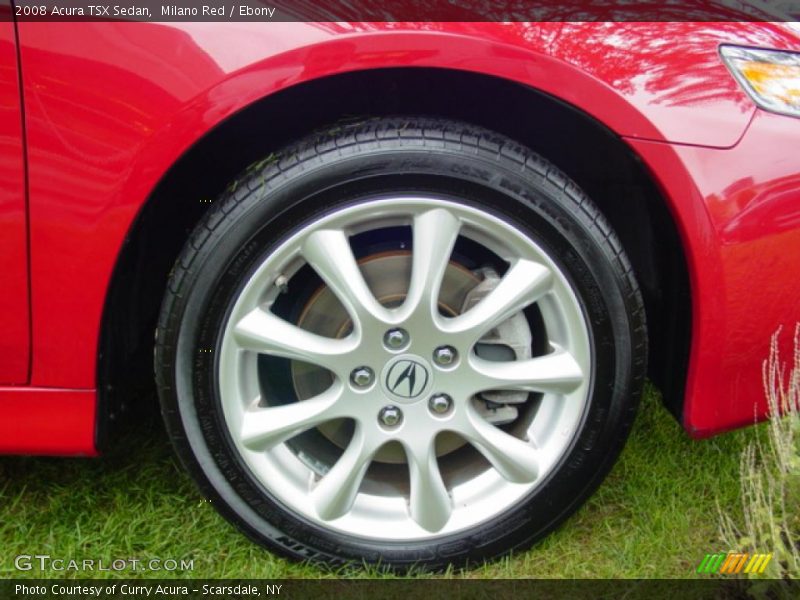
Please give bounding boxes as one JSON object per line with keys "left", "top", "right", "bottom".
{"left": 0, "top": 384, "right": 756, "bottom": 579}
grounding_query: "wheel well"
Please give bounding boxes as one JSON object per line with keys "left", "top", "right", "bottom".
{"left": 96, "top": 67, "right": 691, "bottom": 447}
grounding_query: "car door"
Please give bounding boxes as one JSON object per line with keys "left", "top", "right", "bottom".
{"left": 0, "top": 1, "right": 30, "bottom": 384}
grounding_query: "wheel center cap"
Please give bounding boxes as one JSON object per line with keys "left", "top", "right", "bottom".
{"left": 381, "top": 354, "right": 433, "bottom": 403}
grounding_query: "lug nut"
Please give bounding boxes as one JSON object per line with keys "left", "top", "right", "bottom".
{"left": 433, "top": 345, "right": 458, "bottom": 366}
{"left": 429, "top": 393, "right": 453, "bottom": 415}
{"left": 378, "top": 405, "right": 403, "bottom": 427}
{"left": 384, "top": 328, "right": 409, "bottom": 349}
{"left": 350, "top": 366, "right": 374, "bottom": 388}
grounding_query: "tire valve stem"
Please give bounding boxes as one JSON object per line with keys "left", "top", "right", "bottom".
{"left": 275, "top": 275, "right": 289, "bottom": 294}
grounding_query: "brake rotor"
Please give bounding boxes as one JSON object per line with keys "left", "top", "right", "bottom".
{"left": 291, "top": 251, "right": 480, "bottom": 463}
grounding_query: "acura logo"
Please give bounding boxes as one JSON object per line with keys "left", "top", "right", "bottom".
{"left": 386, "top": 359, "right": 429, "bottom": 399}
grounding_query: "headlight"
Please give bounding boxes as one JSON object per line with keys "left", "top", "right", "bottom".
{"left": 720, "top": 45, "right": 800, "bottom": 118}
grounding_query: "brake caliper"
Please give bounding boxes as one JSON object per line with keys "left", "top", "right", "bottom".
{"left": 462, "top": 268, "right": 533, "bottom": 425}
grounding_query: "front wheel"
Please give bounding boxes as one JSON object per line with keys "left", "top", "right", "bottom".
{"left": 155, "top": 117, "right": 647, "bottom": 570}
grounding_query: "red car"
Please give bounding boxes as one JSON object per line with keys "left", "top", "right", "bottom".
{"left": 2, "top": 7, "right": 800, "bottom": 569}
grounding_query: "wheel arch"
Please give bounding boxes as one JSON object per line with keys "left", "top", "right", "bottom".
{"left": 96, "top": 65, "right": 692, "bottom": 448}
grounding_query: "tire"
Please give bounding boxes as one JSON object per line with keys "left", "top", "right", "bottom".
{"left": 155, "top": 117, "right": 647, "bottom": 570}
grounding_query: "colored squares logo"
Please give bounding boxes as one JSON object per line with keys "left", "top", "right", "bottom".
{"left": 697, "top": 552, "right": 772, "bottom": 574}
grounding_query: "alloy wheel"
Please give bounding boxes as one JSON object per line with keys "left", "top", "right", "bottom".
{"left": 217, "top": 197, "right": 591, "bottom": 540}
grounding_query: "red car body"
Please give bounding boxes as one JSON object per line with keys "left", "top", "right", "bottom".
{"left": 1, "top": 14, "right": 799, "bottom": 455}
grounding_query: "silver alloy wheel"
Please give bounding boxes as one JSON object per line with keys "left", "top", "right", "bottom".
{"left": 218, "top": 197, "right": 591, "bottom": 540}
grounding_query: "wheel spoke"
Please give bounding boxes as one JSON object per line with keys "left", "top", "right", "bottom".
{"left": 401, "top": 209, "right": 461, "bottom": 321}
{"left": 233, "top": 307, "right": 355, "bottom": 373}
{"left": 404, "top": 438, "right": 452, "bottom": 532}
{"left": 302, "top": 228, "right": 389, "bottom": 327}
{"left": 442, "top": 259, "right": 552, "bottom": 343}
{"left": 311, "top": 425, "right": 381, "bottom": 521}
{"left": 468, "top": 346, "right": 584, "bottom": 395}
{"left": 463, "top": 405, "right": 539, "bottom": 483}
{"left": 240, "top": 382, "right": 344, "bottom": 451}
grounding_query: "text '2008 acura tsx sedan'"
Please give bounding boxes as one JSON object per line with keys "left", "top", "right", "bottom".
{"left": 1, "top": 1, "right": 800, "bottom": 570}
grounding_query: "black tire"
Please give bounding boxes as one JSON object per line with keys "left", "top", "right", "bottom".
{"left": 155, "top": 116, "right": 647, "bottom": 571}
